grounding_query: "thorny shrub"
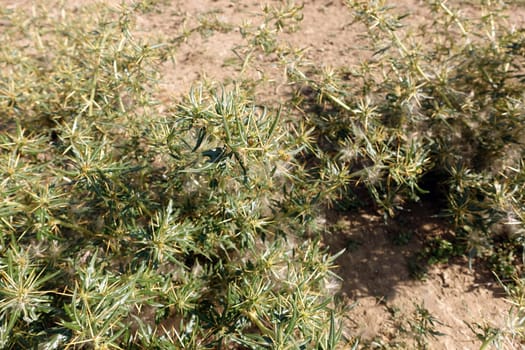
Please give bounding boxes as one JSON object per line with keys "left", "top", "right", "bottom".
{"left": 1, "top": 0, "right": 525, "bottom": 349}
{"left": 0, "top": 2, "right": 342, "bottom": 349}
{"left": 284, "top": 0, "right": 525, "bottom": 279}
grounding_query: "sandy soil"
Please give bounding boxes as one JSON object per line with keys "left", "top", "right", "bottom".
{"left": 325, "top": 203, "right": 509, "bottom": 349}
{"left": 2, "top": 0, "right": 521, "bottom": 348}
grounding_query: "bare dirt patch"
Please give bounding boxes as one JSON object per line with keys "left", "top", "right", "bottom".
{"left": 324, "top": 202, "right": 509, "bottom": 349}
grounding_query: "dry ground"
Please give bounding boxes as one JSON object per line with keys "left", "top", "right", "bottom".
{"left": 2, "top": 0, "right": 523, "bottom": 348}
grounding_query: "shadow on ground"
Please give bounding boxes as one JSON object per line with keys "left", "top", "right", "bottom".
{"left": 323, "top": 200, "right": 506, "bottom": 301}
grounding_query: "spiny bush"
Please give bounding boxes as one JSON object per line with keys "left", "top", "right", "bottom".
{"left": 284, "top": 0, "right": 525, "bottom": 276}
{"left": 3, "top": 0, "right": 525, "bottom": 348}
{"left": 0, "top": 2, "right": 342, "bottom": 349}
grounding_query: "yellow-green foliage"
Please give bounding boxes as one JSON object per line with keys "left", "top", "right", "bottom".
{"left": 287, "top": 0, "right": 525, "bottom": 274}
{"left": 0, "top": 2, "right": 341, "bottom": 349}
{"left": 1, "top": 0, "right": 524, "bottom": 349}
